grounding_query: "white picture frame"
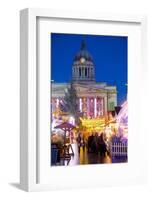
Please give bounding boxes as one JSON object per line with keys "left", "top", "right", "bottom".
{"left": 20, "top": 8, "right": 147, "bottom": 192}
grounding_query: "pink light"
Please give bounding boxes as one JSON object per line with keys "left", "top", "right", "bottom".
{"left": 79, "top": 98, "right": 82, "bottom": 112}
{"left": 94, "top": 98, "right": 97, "bottom": 118}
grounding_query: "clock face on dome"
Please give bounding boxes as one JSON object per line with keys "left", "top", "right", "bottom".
{"left": 80, "top": 57, "right": 85, "bottom": 64}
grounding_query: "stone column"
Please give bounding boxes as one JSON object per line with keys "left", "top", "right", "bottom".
{"left": 73, "top": 67, "right": 75, "bottom": 79}
{"left": 75, "top": 67, "right": 77, "bottom": 79}
{"left": 101, "top": 98, "right": 104, "bottom": 116}
{"left": 87, "top": 97, "right": 89, "bottom": 117}
{"left": 79, "top": 98, "right": 82, "bottom": 112}
{"left": 89, "top": 97, "right": 94, "bottom": 118}
{"left": 86, "top": 67, "right": 88, "bottom": 78}
{"left": 94, "top": 97, "right": 97, "bottom": 118}
{"left": 104, "top": 95, "right": 108, "bottom": 115}
{"left": 74, "top": 67, "right": 76, "bottom": 79}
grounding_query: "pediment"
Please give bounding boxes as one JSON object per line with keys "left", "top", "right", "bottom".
{"left": 75, "top": 84, "right": 106, "bottom": 94}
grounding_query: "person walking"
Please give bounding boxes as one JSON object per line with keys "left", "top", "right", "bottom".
{"left": 98, "top": 132, "right": 107, "bottom": 156}
{"left": 94, "top": 132, "right": 99, "bottom": 154}
{"left": 76, "top": 132, "right": 82, "bottom": 153}
{"left": 81, "top": 134, "right": 85, "bottom": 151}
{"left": 88, "top": 133, "right": 93, "bottom": 153}
{"left": 91, "top": 132, "right": 95, "bottom": 153}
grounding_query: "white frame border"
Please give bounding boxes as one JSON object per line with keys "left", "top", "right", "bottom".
{"left": 20, "top": 8, "right": 147, "bottom": 192}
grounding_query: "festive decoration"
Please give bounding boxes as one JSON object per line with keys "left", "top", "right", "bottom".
{"left": 59, "top": 82, "right": 81, "bottom": 125}
{"left": 116, "top": 101, "right": 128, "bottom": 141}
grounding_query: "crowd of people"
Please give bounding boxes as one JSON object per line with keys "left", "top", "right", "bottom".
{"left": 76, "top": 132, "right": 108, "bottom": 156}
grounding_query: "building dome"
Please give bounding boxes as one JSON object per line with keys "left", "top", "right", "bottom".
{"left": 72, "top": 40, "right": 95, "bottom": 83}
{"left": 74, "top": 41, "right": 93, "bottom": 62}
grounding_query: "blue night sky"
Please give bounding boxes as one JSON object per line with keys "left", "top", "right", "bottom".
{"left": 51, "top": 33, "right": 127, "bottom": 106}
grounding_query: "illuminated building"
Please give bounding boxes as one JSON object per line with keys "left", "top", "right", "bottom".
{"left": 51, "top": 41, "right": 117, "bottom": 118}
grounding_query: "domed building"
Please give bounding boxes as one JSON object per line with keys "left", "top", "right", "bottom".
{"left": 72, "top": 40, "right": 95, "bottom": 83}
{"left": 52, "top": 41, "right": 117, "bottom": 119}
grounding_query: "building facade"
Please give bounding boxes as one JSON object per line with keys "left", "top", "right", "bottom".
{"left": 51, "top": 41, "right": 117, "bottom": 118}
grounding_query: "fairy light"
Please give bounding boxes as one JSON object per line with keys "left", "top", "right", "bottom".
{"left": 69, "top": 116, "right": 75, "bottom": 125}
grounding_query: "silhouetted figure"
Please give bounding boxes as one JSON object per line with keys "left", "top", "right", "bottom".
{"left": 94, "top": 133, "right": 99, "bottom": 154}
{"left": 98, "top": 133, "right": 107, "bottom": 156}
{"left": 88, "top": 134, "right": 93, "bottom": 153}
{"left": 76, "top": 132, "right": 82, "bottom": 153}
{"left": 81, "top": 134, "right": 85, "bottom": 151}
{"left": 91, "top": 133, "right": 95, "bottom": 153}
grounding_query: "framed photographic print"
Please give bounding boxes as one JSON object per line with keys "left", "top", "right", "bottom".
{"left": 20, "top": 8, "right": 147, "bottom": 191}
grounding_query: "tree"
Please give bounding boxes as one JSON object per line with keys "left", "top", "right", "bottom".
{"left": 60, "top": 82, "right": 81, "bottom": 125}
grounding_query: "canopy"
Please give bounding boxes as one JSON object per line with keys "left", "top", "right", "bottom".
{"left": 54, "top": 122, "right": 75, "bottom": 144}
{"left": 54, "top": 122, "right": 75, "bottom": 131}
